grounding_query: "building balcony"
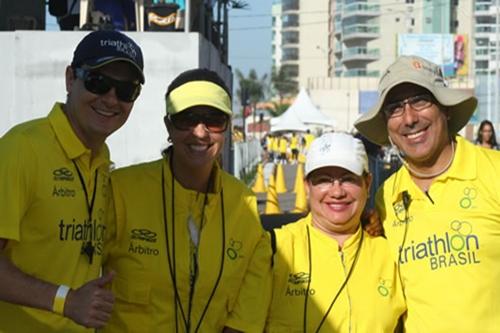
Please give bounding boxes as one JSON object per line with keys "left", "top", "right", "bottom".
{"left": 342, "top": 24, "right": 379, "bottom": 41}
{"left": 475, "top": 24, "right": 498, "bottom": 38}
{"left": 282, "top": 40, "right": 299, "bottom": 48}
{"left": 343, "top": 68, "right": 380, "bottom": 77}
{"left": 342, "top": 3, "right": 380, "bottom": 18}
{"left": 335, "top": 42, "right": 343, "bottom": 54}
{"left": 282, "top": 0, "right": 299, "bottom": 11}
{"left": 475, "top": 3, "right": 496, "bottom": 16}
{"left": 476, "top": 24, "right": 497, "bottom": 32}
{"left": 475, "top": 47, "right": 490, "bottom": 60}
{"left": 342, "top": 47, "right": 380, "bottom": 62}
{"left": 281, "top": 59, "right": 299, "bottom": 68}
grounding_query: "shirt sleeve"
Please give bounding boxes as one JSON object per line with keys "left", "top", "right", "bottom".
{"left": 0, "top": 132, "right": 36, "bottom": 241}
{"left": 375, "top": 186, "right": 388, "bottom": 227}
{"left": 225, "top": 230, "right": 273, "bottom": 333}
{"left": 102, "top": 172, "right": 125, "bottom": 266}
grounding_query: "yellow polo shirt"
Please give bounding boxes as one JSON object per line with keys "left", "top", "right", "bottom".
{"left": 267, "top": 136, "right": 274, "bottom": 151}
{"left": 376, "top": 136, "right": 500, "bottom": 333}
{"left": 290, "top": 136, "right": 298, "bottom": 150}
{"left": 102, "top": 155, "right": 272, "bottom": 333}
{"left": 272, "top": 136, "right": 280, "bottom": 153}
{"left": 266, "top": 214, "right": 406, "bottom": 332}
{"left": 0, "top": 103, "right": 111, "bottom": 332}
{"left": 304, "top": 133, "right": 315, "bottom": 150}
{"left": 279, "top": 137, "right": 287, "bottom": 154}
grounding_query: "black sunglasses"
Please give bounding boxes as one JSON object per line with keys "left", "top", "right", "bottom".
{"left": 74, "top": 68, "right": 141, "bottom": 103}
{"left": 168, "top": 109, "right": 229, "bottom": 133}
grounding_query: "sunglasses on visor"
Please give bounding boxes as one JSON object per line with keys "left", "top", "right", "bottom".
{"left": 74, "top": 68, "right": 141, "bottom": 103}
{"left": 168, "top": 109, "right": 229, "bottom": 133}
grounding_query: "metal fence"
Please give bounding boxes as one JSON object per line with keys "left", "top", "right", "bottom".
{"left": 231, "top": 139, "right": 263, "bottom": 179}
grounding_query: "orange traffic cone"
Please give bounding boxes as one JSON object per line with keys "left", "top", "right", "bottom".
{"left": 275, "top": 163, "right": 287, "bottom": 193}
{"left": 252, "top": 163, "right": 266, "bottom": 193}
{"left": 293, "top": 163, "right": 304, "bottom": 193}
{"left": 292, "top": 177, "right": 308, "bottom": 213}
{"left": 265, "top": 172, "right": 282, "bottom": 214}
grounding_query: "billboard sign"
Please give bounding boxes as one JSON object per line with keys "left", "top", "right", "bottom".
{"left": 398, "top": 34, "right": 455, "bottom": 77}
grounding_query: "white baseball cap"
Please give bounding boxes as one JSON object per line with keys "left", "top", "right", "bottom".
{"left": 305, "top": 132, "right": 369, "bottom": 177}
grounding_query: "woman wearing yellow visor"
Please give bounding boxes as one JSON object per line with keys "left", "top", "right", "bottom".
{"left": 265, "top": 132, "right": 406, "bottom": 332}
{"left": 102, "top": 69, "right": 271, "bottom": 333}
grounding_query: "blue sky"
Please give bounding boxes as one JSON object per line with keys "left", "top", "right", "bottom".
{"left": 228, "top": 0, "right": 272, "bottom": 79}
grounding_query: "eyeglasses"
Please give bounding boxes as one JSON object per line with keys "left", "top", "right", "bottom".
{"left": 74, "top": 68, "right": 141, "bottom": 103}
{"left": 383, "top": 94, "right": 434, "bottom": 119}
{"left": 168, "top": 109, "right": 229, "bottom": 133}
{"left": 308, "top": 174, "right": 362, "bottom": 191}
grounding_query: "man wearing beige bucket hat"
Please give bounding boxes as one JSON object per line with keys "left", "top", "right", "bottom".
{"left": 355, "top": 55, "right": 500, "bottom": 332}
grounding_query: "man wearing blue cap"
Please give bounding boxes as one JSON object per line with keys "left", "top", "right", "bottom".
{"left": 0, "top": 30, "right": 144, "bottom": 332}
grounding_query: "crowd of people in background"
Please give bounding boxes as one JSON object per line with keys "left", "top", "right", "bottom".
{"left": 258, "top": 118, "right": 499, "bottom": 169}
{"left": 262, "top": 129, "right": 316, "bottom": 165}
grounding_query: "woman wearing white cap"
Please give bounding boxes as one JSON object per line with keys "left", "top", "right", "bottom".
{"left": 265, "top": 132, "right": 405, "bottom": 332}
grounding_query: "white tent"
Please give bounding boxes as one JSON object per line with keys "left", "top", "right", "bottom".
{"left": 270, "top": 88, "right": 335, "bottom": 133}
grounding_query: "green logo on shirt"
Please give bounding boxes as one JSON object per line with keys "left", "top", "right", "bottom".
{"left": 459, "top": 187, "right": 477, "bottom": 209}
{"left": 377, "top": 279, "right": 391, "bottom": 297}
{"left": 226, "top": 238, "right": 244, "bottom": 260}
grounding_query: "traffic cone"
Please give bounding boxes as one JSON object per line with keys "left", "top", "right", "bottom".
{"left": 275, "top": 163, "right": 287, "bottom": 193}
{"left": 252, "top": 163, "right": 266, "bottom": 193}
{"left": 292, "top": 177, "right": 308, "bottom": 213}
{"left": 293, "top": 163, "right": 304, "bottom": 193}
{"left": 265, "top": 172, "right": 282, "bottom": 214}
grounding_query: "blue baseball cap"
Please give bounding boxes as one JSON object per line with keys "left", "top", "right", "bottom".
{"left": 71, "top": 30, "right": 145, "bottom": 83}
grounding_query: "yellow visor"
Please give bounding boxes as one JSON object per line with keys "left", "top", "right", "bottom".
{"left": 166, "top": 80, "right": 232, "bottom": 115}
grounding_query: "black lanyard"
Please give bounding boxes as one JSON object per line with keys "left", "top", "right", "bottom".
{"left": 72, "top": 160, "right": 98, "bottom": 264}
{"left": 161, "top": 156, "right": 226, "bottom": 333}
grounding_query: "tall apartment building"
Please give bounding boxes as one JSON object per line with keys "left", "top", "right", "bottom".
{"left": 332, "top": 0, "right": 472, "bottom": 78}
{"left": 273, "top": 0, "right": 472, "bottom": 85}
{"left": 272, "top": 0, "right": 283, "bottom": 69}
{"left": 271, "top": 0, "right": 487, "bottom": 131}
{"left": 473, "top": 0, "right": 500, "bottom": 123}
{"left": 273, "top": 0, "right": 300, "bottom": 84}
{"left": 272, "top": 0, "right": 330, "bottom": 87}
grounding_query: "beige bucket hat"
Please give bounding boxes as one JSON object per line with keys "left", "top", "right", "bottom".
{"left": 354, "top": 55, "right": 477, "bottom": 146}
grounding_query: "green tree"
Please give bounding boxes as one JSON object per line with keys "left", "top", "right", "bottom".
{"left": 271, "top": 65, "right": 298, "bottom": 103}
{"left": 235, "top": 69, "right": 268, "bottom": 109}
{"left": 235, "top": 69, "right": 268, "bottom": 140}
{"left": 228, "top": 0, "right": 249, "bottom": 9}
{"left": 267, "top": 101, "right": 290, "bottom": 117}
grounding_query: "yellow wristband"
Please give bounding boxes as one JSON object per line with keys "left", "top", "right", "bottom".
{"left": 52, "top": 285, "right": 70, "bottom": 315}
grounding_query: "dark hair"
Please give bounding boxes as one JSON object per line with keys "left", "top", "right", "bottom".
{"left": 476, "top": 120, "right": 498, "bottom": 146}
{"left": 165, "top": 68, "right": 231, "bottom": 99}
